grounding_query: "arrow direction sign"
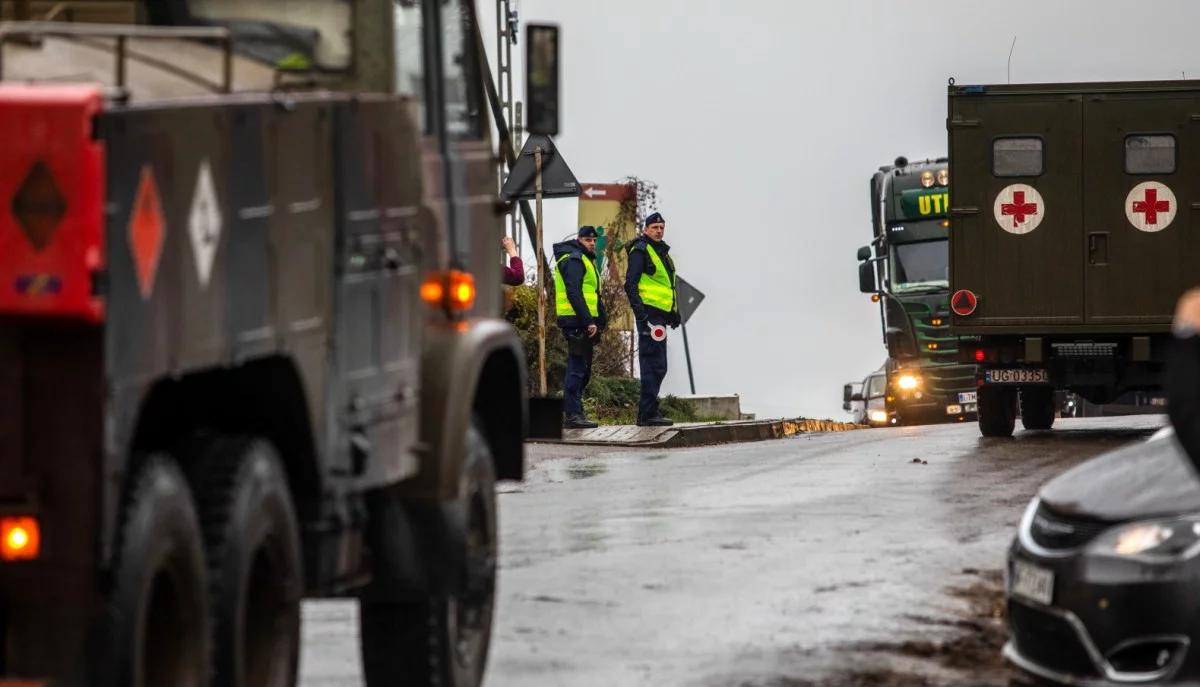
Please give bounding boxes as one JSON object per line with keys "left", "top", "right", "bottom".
{"left": 584, "top": 187, "right": 606, "bottom": 199}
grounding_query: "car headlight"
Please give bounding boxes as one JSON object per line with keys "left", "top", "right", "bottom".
{"left": 1091, "top": 517, "right": 1200, "bottom": 560}
{"left": 896, "top": 374, "right": 920, "bottom": 390}
{"left": 868, "top": 410, "right": 889, "bottom": 424}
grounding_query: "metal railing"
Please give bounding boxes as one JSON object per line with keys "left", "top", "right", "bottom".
{"left": 0, "top": 21, "right": 233, "bottom": 94}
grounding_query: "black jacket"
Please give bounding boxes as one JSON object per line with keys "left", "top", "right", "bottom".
{"left": 1169, "top": 335, "right": 1200, "bottom": 473}
{"left": 624, "top": 236, "right": 679, "bottom": 326}
{"left": 552, "top": 239, "right": 607, "bottom": 330}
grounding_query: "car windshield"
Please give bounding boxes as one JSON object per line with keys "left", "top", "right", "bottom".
{"left": 866, "top": 375, "right": 886, "bottom": 397}
{"left": 890, "top": 239, "right": 948, "bottom": 293}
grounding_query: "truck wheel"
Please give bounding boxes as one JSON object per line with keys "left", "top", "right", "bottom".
{"left": 192, "top": 436, "right": 303, "bottom": 687}
{"left": 977, "top": 386, "right": 1017, "bottom": 438}
{"left": 360, "top": 421, "right": 497, "bottom": 687}
{"left": 98, "top": 455, "right": 210, "bottom": 687}
{"left": 1020, "top": 387, "right": 1056, "bottom": 431}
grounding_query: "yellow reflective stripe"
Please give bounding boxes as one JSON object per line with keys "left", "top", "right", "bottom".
{"left": 553, "top": 254, "right": 600, "bottom": 317}
{"left": 636, "top": 244, "right": 676, "bottom": 312}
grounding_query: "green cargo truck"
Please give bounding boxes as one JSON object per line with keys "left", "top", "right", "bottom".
{"left": 856, "top": 157, "right": 978, "bottom": 425}
{"left": 948, "top": 80, "right": 1197, "bottom": 437}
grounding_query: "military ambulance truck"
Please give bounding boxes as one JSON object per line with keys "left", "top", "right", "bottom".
{"left": 857, "top": 157, "right": 977, "bottom": 425}
{"left": 948, "top": 80, "right": 1197, "bottom": 437}
{"left": 0, "top": 1, "right": 529, "bottom": 685}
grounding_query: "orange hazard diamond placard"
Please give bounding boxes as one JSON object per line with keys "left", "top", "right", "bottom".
{"left": 128, "top": 165, "right": 164, "bottom": 299}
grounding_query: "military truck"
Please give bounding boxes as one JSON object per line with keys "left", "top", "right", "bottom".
{"left": 948, "top": 79, "right": 1196, "bottom": 437}
{"left": 0, "top": 1, "right": 530, "bottom": 685}
{"left": 856, "top": 157, "right": 977, "bottom": 425}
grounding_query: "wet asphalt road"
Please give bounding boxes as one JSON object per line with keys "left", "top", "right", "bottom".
{"left": 298, "top": 415, "right": 1166, "bottom": 687}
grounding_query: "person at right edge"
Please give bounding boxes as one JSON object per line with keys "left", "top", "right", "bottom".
{"left": 1169, "top": 287, "right": 1200, "bottom": 468}
{"left": 625, "top": 211, "right": 680, "bottom": 427}
{"left": 554, "top": 226, "right": 606, "bottom": 429}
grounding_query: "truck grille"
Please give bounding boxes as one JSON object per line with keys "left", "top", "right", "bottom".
{"left": 923, "top": 363, "right": 977, "bottom": 397}
{"left": 1029, "top": 503, "right": 1110, "bottom": 551}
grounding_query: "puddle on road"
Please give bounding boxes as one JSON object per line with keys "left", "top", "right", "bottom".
{"left": 565, "top": 461, "right": 608, "bottom": 480}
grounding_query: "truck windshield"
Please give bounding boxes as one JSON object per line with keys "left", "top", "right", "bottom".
{"left": 890, "top": 239, "right": 948, "bottom": 293}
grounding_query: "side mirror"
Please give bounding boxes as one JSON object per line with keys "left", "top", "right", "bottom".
{"left": 843, "top": 383, "right": 854, "bottom": 404}
{"left": 858, "top": 261, "right": 876, "bottom": 294}
{"left": 525, "top": 24, "right": 561, "bottom": 136}
{"left": 856, "top": 246, "right": 872, "bottom": 262}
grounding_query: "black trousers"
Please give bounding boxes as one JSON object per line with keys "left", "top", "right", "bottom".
{"left": 562, "top": 328, "right": 594, "bottom": 418}
{"left": 637, "top": 319, "right": 668, "bottom": 421}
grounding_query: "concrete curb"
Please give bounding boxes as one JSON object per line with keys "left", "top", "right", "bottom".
{"left": 530, "top": 417, "right": 866, "bottom": 448}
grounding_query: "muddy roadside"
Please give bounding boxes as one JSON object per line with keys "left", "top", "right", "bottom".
{"left": 742, "top": 570, "right": 1029, "bottom": 687}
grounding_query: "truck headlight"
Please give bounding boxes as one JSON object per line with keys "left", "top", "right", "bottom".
{"left": 868, "top": 410, "right": 889, "bottom": 424}
{"left": 937, "top": 168, "right": 949, "bottom": 186}
{"left": 897, "top": 374, "right": 920, "bottom": 390}
{"left": 1090, "top": 517, "right": 1200, "bottom": 560}
{"left": 920, "top": 170, "right": 935, "bottom": 188}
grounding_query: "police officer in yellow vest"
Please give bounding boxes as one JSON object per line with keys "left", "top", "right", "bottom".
{"left": 624, "top": 212, "right": 679, "bottom": 427}
{"left": 553, "top": 226, "right": 607, "bottom": 429}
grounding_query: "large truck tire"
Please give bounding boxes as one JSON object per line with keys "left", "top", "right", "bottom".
{"left": 192, "top": 436, "right": 303, "bottom": 687}
{"left": 97, "top": 454, "right": 210, "bottom": 687}
{"left": 977, "top": 386, "right": 1017, "bottom": 438}
{"left": 360, "top": 420, "right": 498, "bottom": 687}
{"left": 1020, "top": 387, "right": 1056, "bottom": 431}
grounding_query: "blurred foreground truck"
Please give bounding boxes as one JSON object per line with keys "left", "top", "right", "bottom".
{"left": 856, "top": 157, "right": 977, "bottom": 426}
{"left": 0, "top": 1, "right": 529, "bottom": 685}
{"left": 948, "top": 80, "right": 1197, "bottom": 437}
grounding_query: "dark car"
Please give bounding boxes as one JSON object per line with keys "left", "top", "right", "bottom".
{"left": 1005, "top": 427, "right": 1200, "bottom": 684}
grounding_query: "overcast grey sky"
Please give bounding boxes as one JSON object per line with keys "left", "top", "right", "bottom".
{"left": 484, "top": 0, "right": 1200, "bottom": 419}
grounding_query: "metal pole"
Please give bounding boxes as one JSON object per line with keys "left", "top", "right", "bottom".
{"left": 535, "top": 146, "right": 547, "bottom": 395}
{"left": 681, "top": 318, "right": 696, "bottom": 394}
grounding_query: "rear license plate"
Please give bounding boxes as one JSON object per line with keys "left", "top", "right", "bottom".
{"left": 958, "top": 392, "right": 977, "bottom": 404}
{"left": 946, "top": 404, "right": 962, "bottom": 414}
{"left": 1011, "top": 559, "right": 1054, "bottom": 606}
{"left": 985, "top": 369, "right": 1048, "bottom": 384}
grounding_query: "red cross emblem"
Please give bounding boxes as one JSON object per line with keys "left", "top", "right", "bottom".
{"left": 1132, "top": 188, "right": 1170, "bottom": 225}
{"left": 1000, "top": 191, "right": 1038, "bottom": 228}
{"left": 1125, "top": 181, "right": 1177, "bottom": 233}
{"left": 994, "top": 184, "right": 1046, "bottom": 234}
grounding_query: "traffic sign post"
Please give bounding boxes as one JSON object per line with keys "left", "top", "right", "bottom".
{"left": 675, "top": 276, "right": 705, "bottom": 394}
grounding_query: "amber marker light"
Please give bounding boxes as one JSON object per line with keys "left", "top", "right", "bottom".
{"left": 421, "top": 270, "right": 477, "bottom": 313}
{"left": 1, "top": 516, "right": 41, "bottom": 562}
{"left": 870, "top": 294, "right": 881, "bottom": 303}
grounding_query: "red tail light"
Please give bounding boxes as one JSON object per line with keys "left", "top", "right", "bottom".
{"left": 0, "top": 85, "right": 105, "bottom": 322}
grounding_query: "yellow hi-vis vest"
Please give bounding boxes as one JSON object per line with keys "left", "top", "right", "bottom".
{"left": 553, "top": 252, "right": 600, "bottom": 317}
{"left": 636, "top": 242, "right": 676, "bottom": 313}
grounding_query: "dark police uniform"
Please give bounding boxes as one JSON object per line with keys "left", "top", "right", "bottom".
{"left": 553, "top": 228, "right": 606, "bottom": 427}
{"left": 624, "top": 213, "right": 680, "bottom": 426}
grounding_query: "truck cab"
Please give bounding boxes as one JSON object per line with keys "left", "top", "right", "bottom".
{"left": 857, "top": 157, "right": 977, "bottom": 426}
